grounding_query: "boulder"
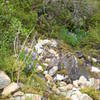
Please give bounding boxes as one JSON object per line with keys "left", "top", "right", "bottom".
{"left": 2, "top": 82, "right": 20, "bottom": 97}
{"left": 0, "top": 71, "right": 11, "bottom": 89}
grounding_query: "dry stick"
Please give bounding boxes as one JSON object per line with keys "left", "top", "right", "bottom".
{"left": 13, "top": 27, "right": 35, "bottom": 83}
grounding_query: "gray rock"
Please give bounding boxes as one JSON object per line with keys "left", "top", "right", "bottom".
{"left": 61, "top": 54, "right": 80, "bottom": 80}
{"left": 49, "top": 66, "right": 58, "bottom": 76}
{"left": 0, "top": 71, "right": 11, "bottom": 89}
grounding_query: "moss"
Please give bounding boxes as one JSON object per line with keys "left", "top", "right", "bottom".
{"left": 80, "top": 87, "right": 100, "bottom": 100}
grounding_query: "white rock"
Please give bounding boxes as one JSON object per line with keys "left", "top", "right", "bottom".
{"left": 71, "top": 95, "right": 80, "bottom": 100}
{"left": 92, "top": 58, "right": 97, "bottom": 63}
{"left": 0, "top": 71, "right": 11, "bottom": 89}
{"left": 43, "top": 63, "right": 48, "bottom": 67}
{"left": 59, "top": 81, "right": 67, "bottom": 87}
{"left": 45, "top": 58, "right": 51, "bottom": 63}
{"left": 91, "top": 66, "right": 100, "bottom": 73}
{"left": 43, "top": 70, "right": 48, "bottom": 75}
{"left": 49, "top": 49, "right": 57, "bottom": 55}
{"left": 80, "top": 94, "right": 93, "bottom": 100}
{"left": 66, "top": 84, "right": 73, "bottom": 90}
{"left": 54, "top": 74, "right": 65, "bottom": 81}
{"left": 49, "top": 66, "right": 58, "bottom": 76}
{"left": 36, "top": 65, "right": 43, "bottom": 72}
{"left": 73, "top": 80, "right": 79, "bottom": 88}
{"left": 25, "top": 93, "right": 41, "bottom": 100}
{"left": 2, "top": 82, "right": 20, "bottom": 97}
{"left": 13, "top": 91, "right": 24, "bottom": 97}
{"left": 79, "top": 76, "right": 87, "bottom": 83}
{"left": 58, "top": 86, "right": 67, "bottom": 92}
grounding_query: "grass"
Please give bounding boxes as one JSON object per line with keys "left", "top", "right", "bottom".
{"left": 80, "top": 87, "right": 100, "bottom": 100}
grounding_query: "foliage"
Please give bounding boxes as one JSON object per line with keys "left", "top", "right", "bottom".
{"left": 81, "top": 87, "right": 100, "bottom": 100}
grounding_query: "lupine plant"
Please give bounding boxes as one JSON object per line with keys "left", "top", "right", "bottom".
{"left": 13, "top": 27, "right": 38, "bottom": 83}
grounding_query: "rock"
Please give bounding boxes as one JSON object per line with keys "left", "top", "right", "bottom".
{"left": 91, "top": 66, "right": 100, "bottom": 73}
{"left": 59, "top": 81, "right": 67, "bottom": 87}
{"left": 80, "top": 94, "right": 93, "bottom": 100}
{"left": 89, "top": 78, "right": 100, "bottom": 90}
{"left": 76, "top": 51, "right": 84, "bottom": 58}
{"left": 60, "top": 92, "right": 67, "bottom": 96}
{"left": 71, "top": 95, "right": 80, "bottom": 100}
{"left": 45, "top": 74, "right": 53, "bottom": 82}
{"left": 92, "top": 58, "right": 97, "bottom": 63}
{"left": 45, "top": 58, "right": 51, "bottom": 63}
{"left": 25, "top": 93, "right": 41, "bottom": 100}
{"left": 78, "top": 76, "right": 89, "bottom": 88}
{"left": 2, "top": 82, "right": 20, "bottom": 97}
{"left": 66, "top": 84, "right": 73, "bottom": 90}
{"left": 52, "top": 85, "right": 60, "bottom": 95}
{"left": 49, "top": 66, "right": 58, "bottom": 76}
{"left": 43, "top": 70, "right": 48, "bottom": 75}
{"left": 48, "top": 49, "right": 57, "bottom": 55}
{"left": 0, "top": 71, "right": 11, "bottom": 89}
{"left": 43, "top": 63, "right": 48, "bottom": 67}
{"left": 36, "top": 65, "right": 43, "bottom": 72}
{"left": 73, "top": 80, "right": 79, "bottom": 88}
{"left": 61, "top": 55, "right": 80, "bottom": 80}
{"left": 13, "top": 91, "right": 24, "bottom": 97}
{"left": 54, "top": 74, "right": 65, "bottom": 81}
{"left": 58, "top": 86, "right": 67, "bottom": 92}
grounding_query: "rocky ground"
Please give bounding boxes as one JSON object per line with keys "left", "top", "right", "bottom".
{"left": 0, "top": 39, "right": 100, "bottom": 100}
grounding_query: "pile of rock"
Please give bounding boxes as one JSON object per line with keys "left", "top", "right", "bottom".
{"left": 0, "top": 71, "right": 41, "bottom": 100}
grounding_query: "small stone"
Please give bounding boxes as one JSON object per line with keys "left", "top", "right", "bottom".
{"left": 91, "top": 66, "right": 100, "bottom": 73}
{"left": 45, "top": 58, "right": 51, "bottom": 63}
{"left": 13, "top": 91, "right": 24, "bottom": 97}
{"left": 43, "top": 70, "right": 48, "bottom": 75}
{"left": 49, "top": 49, "right": 57, "bottom": 55}
{"left": 71, "top": 95, "right": 80, "bottom": 100}
{"left": 49, "top": 66, "right": 58, "bottom": 76}
{"left": 78, "top": 76, "right": 88, "bottom": 87}
{"left": 43, "top": 63, "right": 48, "bottom": 67}
{"left": 58, "top": 86, "right": 67, "bottom": 92}
{"left": 73, "top": 80, "right": 79, "bottom": 88}
{"left": 80, "top": 94, "right": 93, "bottom": 100}
{"left": 92, "top": 58, "right": 97, "bottom": 63}
{"left": 54, "top": 74, "right": 65, "bottom": 81}
{"left": 59, "top": 81, "right": 67, "bottom": 87}
{"left": 66, "top": 84, "right": 73, "bottom": 90}
{"left": 25, "top": 93, "right": 41, "bottom": 100}
{"left": 45, "top": 74, "right": 53, "bottom": 82}
{"left": 60, "top": 92, "right": 67, "bottom": 96}
{"left": 0, "top": 71, "right": 11, "bottom": 89}
{"left": 36, "top": 65, "right": 43, "bottom": 72}
{"left": 2, "top": 82, "right": 20, "bottom": 97}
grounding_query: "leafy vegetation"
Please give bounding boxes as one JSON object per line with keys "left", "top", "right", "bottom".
{"left": 0, "top": 0, "right": 100, "bottom": 99}
{"left": 81, "top": 87, "right": 100, "bottom": 100}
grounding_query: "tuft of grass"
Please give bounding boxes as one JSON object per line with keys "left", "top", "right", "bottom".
{"left": 80, "top": 87, "right": 100, "bottom": 100}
